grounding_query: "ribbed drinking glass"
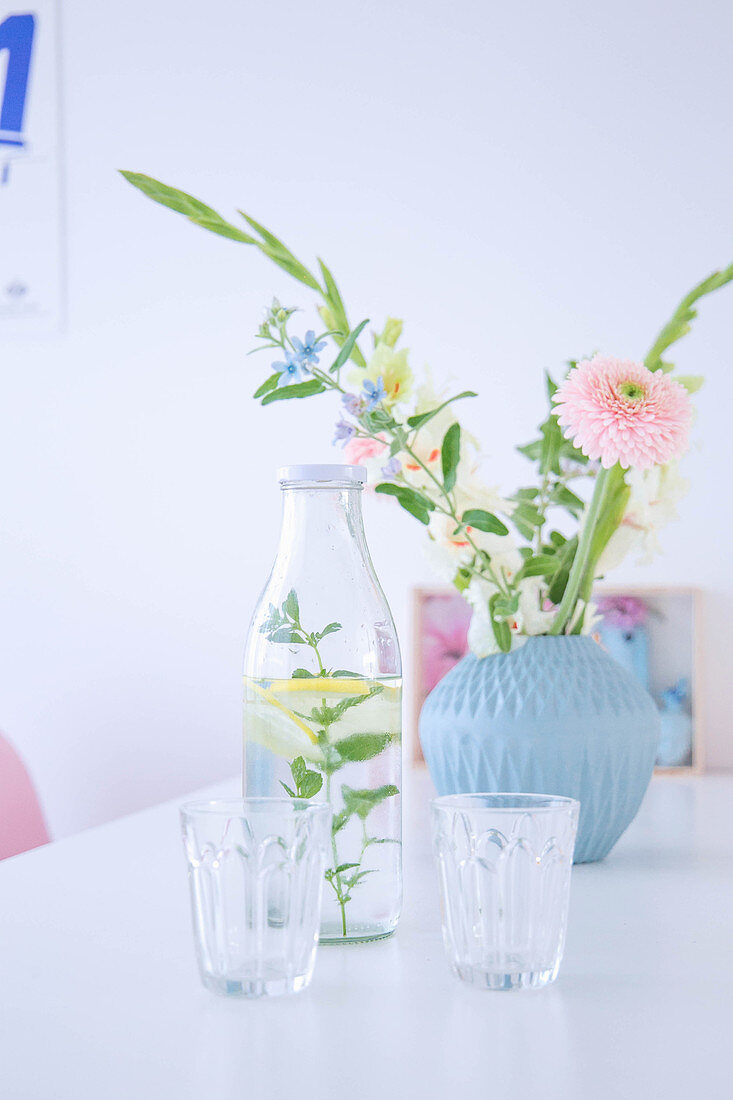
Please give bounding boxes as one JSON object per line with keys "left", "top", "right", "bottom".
{"left": 181, "top": 798, "right": 331, "bottom": 997}
{"left": 431, "top": 793, "right": 579, "bottom": 991}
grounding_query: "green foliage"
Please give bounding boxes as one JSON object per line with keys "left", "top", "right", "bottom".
{"left": 260, "top": 591, "right": 342, "bottom": 675}
{"left": 374, "top": 483, "right": 434, "bottom": 524}
{"left": 261, "top": 379, "right": 327, "bottom": 404}
{"left": 335, "top": 732, "right": 392, "bottom": 763}
{"left": 119, "top": 171, "right": 366, "bottom": 367}
{"left": 441, "top": 422, "right": 461, "bottom": 493}
{"left": 461, "top": 508, "right": 509, "bottom": 536}
{"left": 644, "top": 264, "right": 733, "bottom": 373}
{"left": 280, "top": 756, "right": 323, "bottom": 799}
{"left": 308, "top": 685, "right": 384, "bottom": 731}
{"left": 329, "top": 319, "right": 370, "bottom": 374}
{"left": 341, "top": 784, "right": 399, "bottom": 821}
{"left": 517, "top": 554, "right": 559, "bottom": 580}
{"left": 253, "top": 373, "right": 280, "bottom": 398}
{"left": 488, "top": 593, "right": 512, "bottom": 653}
{"left": 120, "top": 171, "right": 733, "bottom": 641}
{"left": 406, "top": 391, "right": 477, "bottom": 430}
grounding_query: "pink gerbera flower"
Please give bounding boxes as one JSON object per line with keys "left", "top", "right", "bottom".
{"left": 553, "top": 355, "right": 692, "bottom": 470}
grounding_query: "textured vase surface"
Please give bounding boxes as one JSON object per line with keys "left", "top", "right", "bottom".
{"left": 419, "top": 636, "right": 660, "bottom": 863}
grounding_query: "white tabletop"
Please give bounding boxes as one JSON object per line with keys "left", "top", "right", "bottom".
{"left": 1, "top": 770, "right": 731, "bottom": 1100}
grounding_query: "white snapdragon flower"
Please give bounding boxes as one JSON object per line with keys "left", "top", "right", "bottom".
{"left": 596, "top": 461, "right": 689, "bottom": 573}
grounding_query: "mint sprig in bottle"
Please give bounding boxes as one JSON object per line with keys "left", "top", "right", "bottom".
{"left": 243, "top": 465, "right": 402, "bottom": 943}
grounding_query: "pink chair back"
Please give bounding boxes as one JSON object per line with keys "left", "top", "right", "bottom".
{"left": 0, "top": 735, "right": 50, "bottom": 860}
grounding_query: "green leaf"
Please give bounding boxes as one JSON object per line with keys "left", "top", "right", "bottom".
{"left": 511, "top": 500, "right": 545, "bottom": 539}
{"left": 344, "top": 869, "right": 376, "bottom": 887}
{"left": 453, "top": 567, "right": 472, "bottom": 593}
{"left": 290, "top": 756, "right": 306, "bottom": 786}
{"left": 299, "top": 771, "right": 323, "bottom": 798}
{"left": 488, "top": 593, "right": 512, "bottom": 653}
{"left": 291, "top": 668, "right": 315, "bottom": 678}
{"left": 518, "top": 554, "right": 560, "bottom": 579}
{"left": 279, "top": 781, "right": 296, "bottom": 798}
{"left": 441, "top": 423, "right": 461, "bottom": 493}
{"left": 269, "top": 627, "right": 304, "bottom": 644}
{"left": 283, "top": 589, "right": 299, "bottom": 622}
{"left": 261, "top": 379, "right": 327, "bottom": 404}
{"left": 540, "top": 415, "right": 562, "bottom": 476}
{"left": 318, "top": 258, "right": 347, "bottom": 318}
{"left": 675, "top": 375, "right": 705, "bottom": 394}
{"left": 559, "top": 437, "right": 589, "bottom": 464}
{"left": 329, "top": 319, "right": 370, "bottom": 373}
{"left": 335, "top": 733, "right": 391, "bottom": 763}
{"left": 550, "top": 485, "right": 585, "bottom": 516}
{"left": 374, "top": 483, "right": 434, "bottom": 524}
{"left": 236, "top": 210, "right": 321, "bottom": 290}
{"left": 308, "top": 686, "right": 382, "bottom": 731}
{"left": 334, "top": 863, "right": 360, "bottom": 874}
{"left": 237, "top": 209, "right": 292, "bottom": 251}
{"left": 547, "top": 535, "right": 578, "bottom": 605}
{"left": 389, "top": 427, "right": 408, "bottom": 456}
{"left": 253, "top": 373, "right": 280, "bottom": 399}
{"left": 341, "top": 784, "right": 399, "bottom": 820}
{"left": 406, "top": 391, "right": 477, "bottom": 430}
{"left": 188, "top": 214, "right": 257, "bottom": 245}
{"left": 645, "top": 263, "right": 733, "bottom": 371}
{"left": 329, "top": 669, "right": 362, "bottom": 678}
{"left": 517, "top": 439, "right": 543, "bottom": 462}
{"left": 315, "top": 622, "right": 342, "bottom": 641}
{"left": 461, "top": 508, "right": 509, "bottom": 536}
{"left": 120, "top": 172, "right": 245, "bottom": 226}
{"left": 331, "top": 810, "right": 349, "bottom": 834}
{"left": 492, "top": 593, "right": 519, "bottom": 617}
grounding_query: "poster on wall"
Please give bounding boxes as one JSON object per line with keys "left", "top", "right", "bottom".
{"left": 0, "top": 0, "right": 64, "bottom": 336}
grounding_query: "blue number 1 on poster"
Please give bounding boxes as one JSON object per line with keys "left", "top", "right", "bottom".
{"left": 0, "top": 13, "right": 36, "bottom": 147}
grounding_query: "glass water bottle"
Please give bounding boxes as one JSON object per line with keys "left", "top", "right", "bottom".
{"left": 243, "top": 464, "right": 402, "bottom": 943}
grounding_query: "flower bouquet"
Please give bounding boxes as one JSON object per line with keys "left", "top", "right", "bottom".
{"left": 121, "top": 171, "right": 731, "bottom": 859}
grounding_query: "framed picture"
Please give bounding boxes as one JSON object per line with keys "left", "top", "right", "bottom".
{"left": 411, "top": 587, "right": 471, "bottom": 763}
{"left": 411, "top": 584, "right": 703, "bottom": 772}
{"left": 593, "top": 585, "right": 703, "bottom": 774}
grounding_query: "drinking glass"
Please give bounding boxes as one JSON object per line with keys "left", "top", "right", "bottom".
{"left": 181, "top": 798, "right": 331, "bottom": 997}
{"left": 431, "top": 793, "right": 579, "bottom": 991}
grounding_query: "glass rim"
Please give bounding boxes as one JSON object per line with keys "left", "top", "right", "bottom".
{"left": 180, "top": 797, "right": 331, "bottom": 819}
{"left": 430, "top": 792, "right": 580, "bottom": 814}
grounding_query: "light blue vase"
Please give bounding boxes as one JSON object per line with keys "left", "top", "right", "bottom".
{"left": 419, "top": 636, "right": 660, "bottom": 863}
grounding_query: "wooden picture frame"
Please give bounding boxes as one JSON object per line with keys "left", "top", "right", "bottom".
{"left": 411, "top": 584, "right": 704, "bottom": 773}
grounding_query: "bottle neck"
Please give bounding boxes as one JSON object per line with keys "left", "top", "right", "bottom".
{"left": 274, "top": 483, "right": 370, "bottom": 573}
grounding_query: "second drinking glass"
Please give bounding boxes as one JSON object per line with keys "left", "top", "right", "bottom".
{"left": 243, "top": 464, "right": 402, "bottom": 944}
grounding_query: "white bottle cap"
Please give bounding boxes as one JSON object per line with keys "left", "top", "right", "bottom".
{"left": 277, "top": 464, "right": 367, "bottom": 484}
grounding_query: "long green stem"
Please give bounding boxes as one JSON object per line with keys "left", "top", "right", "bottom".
{"left": 325, "top": 772, "right": 348, "bottom": 937}
{"left": 550, "top": 467, "right": 612, "bottom": 635}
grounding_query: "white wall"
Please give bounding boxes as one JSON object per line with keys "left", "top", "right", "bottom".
{"left": 2, "top": 0, "right": 732, "bottom": 839}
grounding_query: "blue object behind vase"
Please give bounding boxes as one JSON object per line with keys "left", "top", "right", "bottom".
{"left": 419, "top": 636, "right": 660, "bottom": 863}
{"left": 597, "top": 623, "right": 650, "bottom": 691}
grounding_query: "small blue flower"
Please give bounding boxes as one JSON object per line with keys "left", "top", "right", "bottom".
{"left": 380, "top": 456, "right": 401, "bottom": 479}
{"left": 292, "top": 330, "right": 327, "bottom": 366}
{"left": 363, "top": 376, "right": 386, "bottom": 410}
{"left": 342, "top": 392, "right": 366, "bottom": 417}
{"left": 333, "top": 418, "right": 356, "bottom": 446}
{"left": 272, "top": 349, "right": 308, "bottom": 387}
